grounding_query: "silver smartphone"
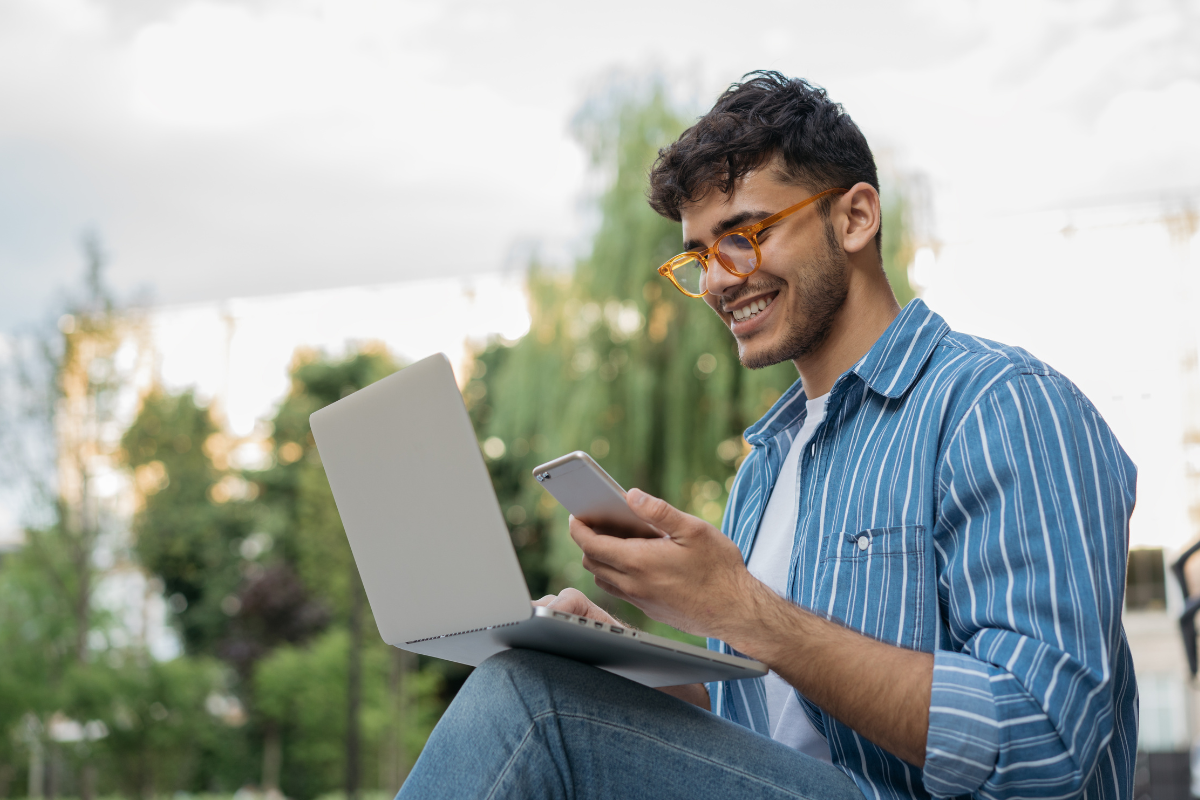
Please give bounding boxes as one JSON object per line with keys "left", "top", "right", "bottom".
{"left": 532, "top": 452, "right": 663, "bottom": 539}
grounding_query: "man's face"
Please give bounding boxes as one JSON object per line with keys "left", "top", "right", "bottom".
{"left": 680, "top": 163, "right": 849, "bottom": 370}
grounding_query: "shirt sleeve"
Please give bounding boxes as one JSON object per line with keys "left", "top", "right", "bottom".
{"left": 922, "top": 373, "right": 1136, "bottom": 799}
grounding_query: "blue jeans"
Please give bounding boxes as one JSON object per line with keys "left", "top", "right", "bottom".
{"left": 399, "top": 649, "right": 864, "bottom": 800}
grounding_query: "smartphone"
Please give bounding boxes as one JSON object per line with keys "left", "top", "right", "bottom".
{"left": 532, "top": 451, "right": 663, "bottom": 539}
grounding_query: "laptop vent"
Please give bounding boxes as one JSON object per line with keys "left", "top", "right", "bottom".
{"left": 405, "top": 620, "right": 522, "bottom": 645}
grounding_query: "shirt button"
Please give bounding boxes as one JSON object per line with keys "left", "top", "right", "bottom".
{"left": 857, "top": 535, "right": 869, "bottom": 551}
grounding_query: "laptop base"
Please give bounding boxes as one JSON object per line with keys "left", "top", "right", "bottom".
{"left": 401, "top": 607, "right": 764, "bottom": 687}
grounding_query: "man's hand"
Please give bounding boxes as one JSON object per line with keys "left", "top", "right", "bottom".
{"left": 532, "top": 584, "right": 711, "bottom": 711}
{"left": 572, "top": 489, "right": 932, "bottom": 767}
{"left": 569, "top": 489, "right": 763, "bottom": 641}
{"left": 532, "top": 587, "right": 620, "bottom": 626}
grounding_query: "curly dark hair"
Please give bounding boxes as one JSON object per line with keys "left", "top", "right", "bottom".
{"left": 648, "top": 71, "right": 880, "bottom": 247}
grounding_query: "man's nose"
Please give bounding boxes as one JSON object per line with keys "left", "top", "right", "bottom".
{"left": 703, "top": 257, "right": 746, "bottom": 299}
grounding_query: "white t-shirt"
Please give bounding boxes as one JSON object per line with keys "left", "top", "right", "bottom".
{"left": 745, "top": 393, "right": 830, "bottom": 762}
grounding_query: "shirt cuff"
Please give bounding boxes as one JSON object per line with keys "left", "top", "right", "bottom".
{"left": 923, "top": 650, "right": 1001, "bottom": 798}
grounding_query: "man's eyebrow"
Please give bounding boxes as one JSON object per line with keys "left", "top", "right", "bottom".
{"left": 682, "top": 210, "right": 771, "bottom": 252}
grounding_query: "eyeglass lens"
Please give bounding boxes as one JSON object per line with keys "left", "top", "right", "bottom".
{"left": 670, "top": 258, "right": 706, "bottom": 295}
{"left": 716, "top": 234, "right": 758, "bottom": 274}
{"left": 669, "top": 233, "right": 761, "bottom": 296}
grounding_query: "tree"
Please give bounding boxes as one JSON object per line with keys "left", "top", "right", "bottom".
{"left": 0, "top": 234, "right": 145, "bottom": 798}
{"left": 121, "top": 345, "right": 448, "bottom": 798}
{"left": 0, "top": 235, "right": 241, "bottom": 799}
{"left": 122, "top": 390, "right": 252, "bottom": 655}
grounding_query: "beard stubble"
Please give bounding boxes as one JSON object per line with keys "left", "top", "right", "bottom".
{"left": 737, "top": 222, "right": 849, "bottom": 370}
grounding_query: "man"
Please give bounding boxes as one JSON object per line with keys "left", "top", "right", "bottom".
{"left": 399, "top": 72, "right": 1137, "bottom": 800}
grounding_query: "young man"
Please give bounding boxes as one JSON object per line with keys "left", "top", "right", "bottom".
{"left": 399, "top": 72, "right": 1137, "bottom": 800}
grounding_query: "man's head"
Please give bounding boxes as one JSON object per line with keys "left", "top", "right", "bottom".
{"left": 648, "top": 72, "right": 888, "bottom": 373}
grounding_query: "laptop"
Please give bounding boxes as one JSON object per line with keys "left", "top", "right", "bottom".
{"left": 308, "top": 352, "right": 766, "bottom": 687}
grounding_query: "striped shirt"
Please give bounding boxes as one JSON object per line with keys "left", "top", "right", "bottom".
{"left": 707, "top": 299, "right": 1137, "bottom": 800}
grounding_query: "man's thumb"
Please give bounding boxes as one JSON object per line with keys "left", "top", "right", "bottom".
{"left": 627, "top": 488, "right": 685, "bottom": 533}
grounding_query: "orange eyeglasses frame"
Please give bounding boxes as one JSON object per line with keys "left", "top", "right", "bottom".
{"left": 657, "top": 187, "right": 848, "bottom": 298}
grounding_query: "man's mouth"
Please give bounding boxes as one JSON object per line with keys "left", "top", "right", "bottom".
{"left": 728, "top": 292, "right": 778, "bottom": 322}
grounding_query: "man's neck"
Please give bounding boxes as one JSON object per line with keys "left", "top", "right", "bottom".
{"left": 792, "top": 271, "right": 901, "bottom": 398}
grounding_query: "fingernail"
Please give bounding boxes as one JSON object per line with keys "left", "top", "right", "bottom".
{"left": 628, "top": 489, "right": 645, "bottom": 506}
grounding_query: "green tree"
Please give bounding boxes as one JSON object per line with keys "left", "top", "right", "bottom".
{"left": 62, "top": 655, "right": 227, "bottom": 799}
{"left": 122, "top": 390, "right": 253, "bottom": 655}
{"left": 255, "top": 630, "right": 438, "bottom": 800}
{"left": 881, "top": 184, "right": 918, "bottom": 308}
{"left": 0, "top": 236, "right": 245, "bottom": 799}
{"left": 0, "top": 235, "right": 141, "bottom": 798}
{"left": 119, "top": 346, "right": 449, "bottom": 798}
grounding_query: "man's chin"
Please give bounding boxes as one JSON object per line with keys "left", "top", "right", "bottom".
{"left": 736, "top": 340, "right": 790, "bottom": 370}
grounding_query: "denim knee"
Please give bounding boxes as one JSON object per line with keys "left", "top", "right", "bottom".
{"left": 452, "top": 649, "right": 569, "bottom": 719}
{"left": 473, "top": 648, "right": 564, "bottom": 688}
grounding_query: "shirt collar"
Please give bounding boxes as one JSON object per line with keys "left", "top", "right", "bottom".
{"left": 850, "top": 298, "right": 949, "bottom": 400}
{"left": 743, "top": 299, "right": 949, "bottom": 446}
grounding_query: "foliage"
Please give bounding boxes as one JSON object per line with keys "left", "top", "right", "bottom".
{"left": 880, "top": 185, "right": 917, "bottom": 308}
{"left": 254, "top": 631, "right": 440, "bottom": 800}
{"left": 0, "top": 516, "right": 237, "bottom": 799}
{"left": 63, "top": 655, "right": 228, "bottom": 798}
{"left": 122, "top": 390, "right": 254, "bottom": 656}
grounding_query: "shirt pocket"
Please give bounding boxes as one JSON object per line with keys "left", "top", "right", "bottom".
{"left": 814, "top": 525, "right": 929, "bottom": 650}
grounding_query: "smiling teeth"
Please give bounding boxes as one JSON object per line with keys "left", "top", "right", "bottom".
{"left": 732, "top": 296, "right": 772, "bottom": 321}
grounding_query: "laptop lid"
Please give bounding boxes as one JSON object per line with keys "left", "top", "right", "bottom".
{"left": 309, "top": 352, "right": 532, "bottom": 646}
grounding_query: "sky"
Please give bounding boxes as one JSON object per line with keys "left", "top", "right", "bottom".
{"left": 3, "top": 0, "right": 1199, "bottom": 330}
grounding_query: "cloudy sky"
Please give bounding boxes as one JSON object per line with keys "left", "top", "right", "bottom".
{"left": 2, "top": 0, "right": 1199, "bottom": 330}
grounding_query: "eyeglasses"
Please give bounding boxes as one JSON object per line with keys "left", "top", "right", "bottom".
{"left": 657, "top": 187, "right": 847, "bottom": 298}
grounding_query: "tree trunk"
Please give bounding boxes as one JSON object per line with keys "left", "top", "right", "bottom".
{"left": 345, "top": 570, "right": 363, "bottom": 800}
{"left": 262, "top": 720, "right": 282, "bottom": 794}
{"left": 45, "top": 744, "right": 59, "bottom": 800}
{"left": 26, "top": 720, "right": 43, "bottom": 800}
{"left": 79, "top": 763, "right": 96, "bottom": 800}
{"left": 385, "top": 648, "right": 412, "bottom": 793}
{"left": 73, "top": 469, "right": 93, "bottom": 664}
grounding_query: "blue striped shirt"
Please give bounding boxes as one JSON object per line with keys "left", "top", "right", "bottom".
{"left": 707, "top": 299, "right": 1137, "bottom": 800}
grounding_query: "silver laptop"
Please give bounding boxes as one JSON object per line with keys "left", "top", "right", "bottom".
{"left": 308, "top": 352, "right": 766, "bottom": 687}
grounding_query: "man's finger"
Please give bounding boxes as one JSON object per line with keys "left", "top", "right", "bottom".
{"left": 627, "top": 489, "right": 693, "bottom": 536}
{"left": 543, "top": 588, "right": 593, "bottom": 617}
{"left": 584, "top": 558, "right": 631, "bottom": 599}
{"left": 594, "top": 575, "right": 632, "bottom": 605}
{"left": 570, "top": 517, "right": 643, "bottom": 572}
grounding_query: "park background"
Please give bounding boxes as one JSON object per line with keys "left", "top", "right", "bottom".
{"left": 2, "top": 1, "right": 1200, "bottom": 798}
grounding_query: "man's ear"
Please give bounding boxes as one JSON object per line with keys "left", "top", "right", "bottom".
{"left": 837, "top": 182, "right": 881, "bottom": 256}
